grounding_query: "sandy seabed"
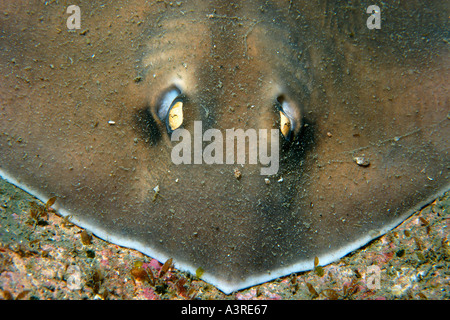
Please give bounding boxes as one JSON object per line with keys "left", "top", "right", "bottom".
{"left": 0, "top": 177, "right": 448, "bottom": 300}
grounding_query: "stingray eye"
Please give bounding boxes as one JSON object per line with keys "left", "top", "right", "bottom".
{"left": 157, "top": 87, "right": 184, "bottom": 133}
{"left": 167, "top": 98, "right": 183, "bottom": 131}
{"left": 279, "top": 110, "right": 291, "bottom": 139}
{"left": 276, "top": 96, "right": 299, "bottom": 141}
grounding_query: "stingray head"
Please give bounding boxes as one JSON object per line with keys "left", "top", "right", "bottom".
{"left": 0, "top": 1, "right": 448, "bottom": 294}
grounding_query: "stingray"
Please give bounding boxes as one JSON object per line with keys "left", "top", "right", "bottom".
{"left": 0, "top": 0, "right": 448, "bottom": 294}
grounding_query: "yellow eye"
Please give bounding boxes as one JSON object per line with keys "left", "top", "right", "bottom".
{"left": 276, "top": 96, "right": 300, "bottom": 141}
{"left": 168, "top": 100, "right": 183, "bottom": 131}
{"left": 279, "top": 111, "right": 291, "bottom": 139}
{"left": 157, "top": 87, "right": 184, "bottom": 134}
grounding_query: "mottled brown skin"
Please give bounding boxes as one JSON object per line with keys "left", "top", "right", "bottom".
{"left": 0, "top": 1, "right": 448, "bottom": 292}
